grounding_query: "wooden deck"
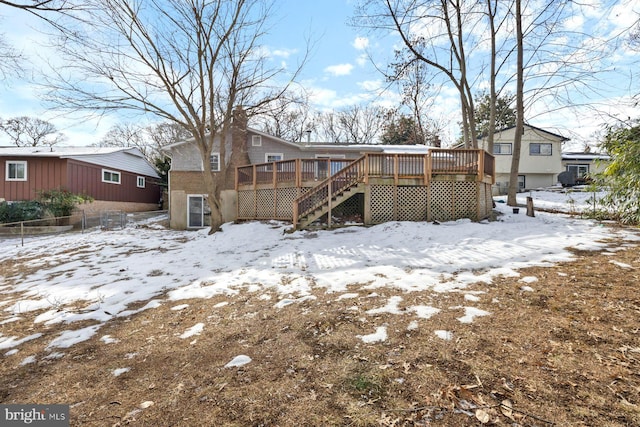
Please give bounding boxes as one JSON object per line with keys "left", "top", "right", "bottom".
{"left": 236, "top": 149, "right": 495, "bottom": 228}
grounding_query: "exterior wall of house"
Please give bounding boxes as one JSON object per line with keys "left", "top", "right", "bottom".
{"left": 0, "top": 156, "right": 161, "bottom": 205}
{"left": 167, "top": 170, "right": 237, "bottom": 229}
{"left": 0, "top": 157, "right": 67, "bottom": 201}
{"left": 481, "top": 126, "right": 564, "bottom": 194}
{"left": 67, "top": 160, "right": 161, "bottom": 203}
{"left": 562, "top": 158, "right": 610, "bottom": 177}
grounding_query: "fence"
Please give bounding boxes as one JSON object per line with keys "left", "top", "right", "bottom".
{"left": 0, "top": 209, "right": 168, "bottom": 246}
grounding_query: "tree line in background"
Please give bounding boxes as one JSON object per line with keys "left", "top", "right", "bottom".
{"left": 0, "top": 1, "right": 638, "bottom": 228}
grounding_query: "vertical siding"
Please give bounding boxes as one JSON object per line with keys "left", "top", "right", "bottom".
{"left": 0, "top": 157, "right": 67, "bottom": 201}
{"left": 67, "top": 160, "right": 161, "bottom": 203}
{"left": 0, "top": 156, "right": 160, "bottom": 204}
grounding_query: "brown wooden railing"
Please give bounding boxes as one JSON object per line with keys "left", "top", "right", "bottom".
{"left": 236, "top": 158, "right": 353, "bottom": 189}
{"left": 293, "top": 157, "right": 366, "bottom": 222}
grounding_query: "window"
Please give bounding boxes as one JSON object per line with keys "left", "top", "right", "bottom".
{"left": 518, "top": 175, "right": 526, "bottom": 190}
{"left": 102, "top": 169, "right": 121, "bottom": 184}
{"left": 530, "top": 143, "right": 552, "bottom": 156}
{"left": 567, "top": 164, "right": 589, "bottom": 178}
{"left": 6, "top": 161, "right": 27, "bottom": 181}
{"left": 493, "top": 143, "right": 512, "bottom": 155}
{"left": 265, "top": 153, "right": 283, "bottom": 163}
{"left": 209, "top": 153, "right": 220, "bottom": 172}
{"left": 252, "top": 135, "right": 262, "bottom": 147}
{"left": 137, "top": 176, "right": 145, "bottom": 188}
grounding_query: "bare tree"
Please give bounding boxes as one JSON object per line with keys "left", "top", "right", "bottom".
{"left": 0, "top": 116, "right": 65, "bottom": 146}
{"left": 507, "top": 0, "right": 524, "bottom": 206}
{"left": 337, "top": 104, "right": 388, "bottom": 144}
{"left": 0, "top": 32, "right": 22, "bottom": 81}
{"left": 0, "top": 1, "right": 80, "bottom": 80}
{"left": 42, "top": 0, "right": 305, "bottom": 232}
{"left": 253, "top": 93, "right": 315, "bottom": 143}
{"left": 360, "top": 0, "right": 479, "bottom": 147}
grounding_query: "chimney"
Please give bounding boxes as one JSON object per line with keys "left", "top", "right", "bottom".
{"left": 232, "top": 105, "right": 248, "bottom": 130}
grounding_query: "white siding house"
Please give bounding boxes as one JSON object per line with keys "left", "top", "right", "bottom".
{"left": 479, "top": 125, "right": 568, "bottom": 194}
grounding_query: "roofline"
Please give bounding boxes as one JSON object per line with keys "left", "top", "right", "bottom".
{"left": 480, "top": 123, "right": 570, "bottom": 142}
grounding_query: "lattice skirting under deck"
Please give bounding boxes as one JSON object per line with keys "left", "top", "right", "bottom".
{"left": 369, "top": 182, "right": 490, "bottom": 224}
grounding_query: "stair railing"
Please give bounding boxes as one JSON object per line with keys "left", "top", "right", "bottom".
{"left": 293, "top": 155, "right": 366, "bottom": 227}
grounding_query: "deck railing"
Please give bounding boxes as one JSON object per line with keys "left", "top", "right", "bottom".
{"left": 294, "top": 156, "right": 366, "bottom": 220}
{"left": 236, "top": 158, "right": 354, "bottom": 189}
{"left": 236, "top": 149, "right": 494, "bottom": 190}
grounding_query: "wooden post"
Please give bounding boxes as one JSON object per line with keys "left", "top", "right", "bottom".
{"left": 477, "top": 149, "right": 484, "bottom": 182}
{"left": 327, "top": 181, "right": 332, "bottom": 228}
{"left": 526, "top": 196, "right": 535, "bottom": 217}
{"left": 21, "top": 221, "right": 24, "bottom": 247}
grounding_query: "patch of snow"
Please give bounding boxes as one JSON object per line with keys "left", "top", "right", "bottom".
{"left": 358, "top": 326, "right": 388, "bottom": 343}
{"left": 44, "top": 352, "right": 64, "bottom": 360}
{"left": 0, "top": 333, "right": 43, "bottom": 349}
{"left": 464, "top": 294, "right": 481, "bottom": 302}
{"left": 180, "top": 323, "right": 204, "bottom": 339}
{"left": 520, "top": 286, "right": 535, "bottom": 292}
{"left": 46, "top": 325, "right": 101, "bottom": 349}
{"left": 225, "top": 355, "right": 252, "bottom": 368}
{"left": 610, "top": 260, "right": 633, "bottom": 269}
{"left": 112, "top": 367, "right": 130, "bottom": 377}
{"left": 435, "top": 330, "right": 454, "bottom": 340}
{"left": 457, "top": 307, "right": 490, "bottom": 324}
{"left": 100, "top": 335, "right": 119, "bottom": 344}
{"left": 410, "top": 305, "right": 440, "bottom": 319}
{"left": 407, "top": 321, "right": 419, "bottom": 331}
{"left": 337, "top": 293, "right": 359, "bottom": 300}
{"left": 367, "top": 296, "right": 403, "bottom": 315}
{"left": 171, "top": 304, "right": 189, "bottom": 311}
{"left": 20, "top": 355, "right": 36, "bottom": 365}
{"left": 520, "top": 276, "right": 539, "bottom": 283}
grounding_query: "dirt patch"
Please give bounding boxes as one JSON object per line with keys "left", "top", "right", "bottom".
{"left": 1, "top": 239, "right": 639, "bottom": 426}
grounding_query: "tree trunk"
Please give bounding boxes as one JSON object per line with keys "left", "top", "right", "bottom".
{"left": 507, "top": 0, "right": 524, "bottom": 206}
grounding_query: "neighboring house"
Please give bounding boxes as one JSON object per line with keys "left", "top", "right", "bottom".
{"left": 0, "top": 146, "right": 162, "bottom": 214}
{"left": 478, "top": 124, "right": 568, "bottom": 194}
{"left": 561, "top": 151, "right": 611, "bottom": 184}
{"left": 163, "top": 107, "right": 495, "bottom": 230}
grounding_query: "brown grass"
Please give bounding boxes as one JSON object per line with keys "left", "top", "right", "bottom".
{"left": 1, "top": 234, "right": 639, "bottom": 426}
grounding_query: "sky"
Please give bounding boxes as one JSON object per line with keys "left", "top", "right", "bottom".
{"left": 1, "top": 190, "right": 639, "bottom": 364}
{"left": 0, "top": 1, "right": 639, "bottom": 150}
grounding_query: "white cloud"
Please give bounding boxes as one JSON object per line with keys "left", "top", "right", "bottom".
{"left": 324, "top": 63, "right": 354, "bottom": 76}
{"left": 352, "top": 37, "right": 369, "bottom": 50}
{"left": 271, "top": 48, "right": 297, "bottom": 59}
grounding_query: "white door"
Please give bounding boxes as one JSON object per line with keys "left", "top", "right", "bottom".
{"left": 187, "top": 195, "right": 204, "bottom": 228}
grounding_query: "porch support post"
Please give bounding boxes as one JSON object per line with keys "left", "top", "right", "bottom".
{"left": 478, "top": 149, "right": 484, "bottom": 182}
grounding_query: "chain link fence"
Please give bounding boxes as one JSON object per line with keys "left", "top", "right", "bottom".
{"left": 0, "top": 209, "right": 168, "bottom": 245}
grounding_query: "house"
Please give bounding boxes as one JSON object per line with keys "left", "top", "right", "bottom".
{"left": 163, "top": 107, "right": 495, "bottom": 230}
{"left": 0, "top": 146, "right": 162, "bottom": 215}
{"left": 561, "top": 151, "right": 611, "bottom": 184}
{"left": 478, "top": 124, "right": 568, "bottom": 194}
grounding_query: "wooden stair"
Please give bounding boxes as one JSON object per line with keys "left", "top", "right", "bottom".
{"left": 293, "top": 156, "right": 366, "bottom": 229}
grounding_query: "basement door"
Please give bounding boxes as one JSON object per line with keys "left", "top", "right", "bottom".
{"left": 187, "top": 195, "right": 204, "bottom": 228}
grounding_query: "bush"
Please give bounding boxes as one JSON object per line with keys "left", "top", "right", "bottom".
{"left": 593, "top": 122, "right": 640, "bottom": 225}
{"left": 0, "top": 201, "right": 44, "bottom": 224}
{"left": 37, "top": 188, "right": 93, "bottom": 218}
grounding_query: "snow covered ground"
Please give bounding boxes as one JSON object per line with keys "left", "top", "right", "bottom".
{"left": 1, "top": 189, "right": 638, "bottom": 366}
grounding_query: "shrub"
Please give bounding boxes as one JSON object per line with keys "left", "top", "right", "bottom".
{"left": 0, "top": 200, "right": 44, "bottom": 224}
{"left": 37, "top": 188, "right": 93, "bottom": 218}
